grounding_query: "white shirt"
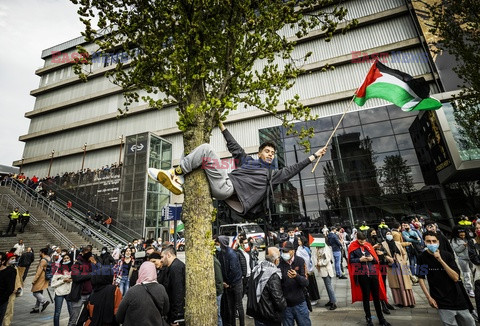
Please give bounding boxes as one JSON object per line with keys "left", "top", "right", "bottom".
{"left": 14, "top": 243, "right": 25, "bottom": 256}
{"left": 240, "top": 250, "right": 251, "bottom": 277}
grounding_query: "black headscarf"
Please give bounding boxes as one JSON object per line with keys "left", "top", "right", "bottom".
{"left": 88, "top": 265, "right": 118, "bottom": 326}
{"left": 367, "top": 228, "right": 379, "bottom": 245}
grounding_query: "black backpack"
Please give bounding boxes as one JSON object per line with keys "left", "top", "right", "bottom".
{"left": 246, "top": 269, "right": 264, "bottom": 318}
{"left": 43, "top": 258, "right": 53, "bottom": 281}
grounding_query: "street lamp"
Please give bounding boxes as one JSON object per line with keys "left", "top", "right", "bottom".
{"left": 47, "top": 150, "right": 55, "bottom": 178}
{"left": 20, "top": 157, "right": 25, "bottom": 174}
{"left": 119, "top": 135, "right": 124, "bottom": 165}
{"left": 81, "top": 143, "right": 87, "bottom": 171}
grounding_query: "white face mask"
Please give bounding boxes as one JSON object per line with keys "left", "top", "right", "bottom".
{"left": 281, "top": 252, "right": 291, "bottom": 261}
{"left": 7, "top": 259, "right": 16, "bottom": 265}
{"left": 386, "top": 235, "right": 393, "bottom": 241}
{"left": 63, "top": 261, "right": 71, "bottom": 265}
{"left": 101, "top": 250, "right": 106, "bottom": 254}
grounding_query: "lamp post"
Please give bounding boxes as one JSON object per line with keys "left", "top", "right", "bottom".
{"left": 47, "top": 150, "right": 55, "bottom": 178}
{"left": 119, "top": 135, "right": 124, "bottom": 165}
{"left": 81, "top": 143, "right": 87, "bottom": 171}
{"left": 19, "top": 157, "right": 25, "bottom": 174}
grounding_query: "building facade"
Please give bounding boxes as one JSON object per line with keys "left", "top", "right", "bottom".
{"left": 16, "top": 0, "right": 480, "bottom": 234}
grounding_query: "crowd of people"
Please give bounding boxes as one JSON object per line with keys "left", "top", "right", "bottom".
{"left": 320, "top": 215, "right": 480, "bottom": 326}
{"left": 1, "top": 162, "right": 122, "bottom": 190}
{"left": 0, "top": 237, "right": 185, "bottom": 326}
{"left": 2, "top": 214, "right": 480, "bottom": 325}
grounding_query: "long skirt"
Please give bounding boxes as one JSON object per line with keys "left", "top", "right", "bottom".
{"left": 307, "top": 272, "right": 321, "bottom": 301}
{"left": 391, "top": 274, "right": 416, "bottom": 306}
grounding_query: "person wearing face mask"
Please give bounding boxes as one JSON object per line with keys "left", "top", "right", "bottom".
{"left": 367, "top": 228, "right": 393, "bottom": 314}
{"left": 0, "top": 253, "right": 17, "bottom": 325}
{"left": 113, "top": 248, "right": 135, "bottom": 295}
{"left": 236, "top": 238, "right": 252, "bottom": 297}
{"left": 2, "top": 253, "right": 21, "bottom": 326}
{"left": 246, "top": 247, "right": 286, "bottom": 326}
{"left": 278, "top": 241, "right": 311, "bottom": 326}
{"left": 382, "top": 231, "right": 416, "bottom": 308}
{"left": 348, "top": 232, "right": 390, "bottom": 326}
{"left": 401, "top": 220, "right": 422, "bottom": 277}
{"left": 424, "top": 220, "right": 454, "bottom": 255}
{"left": 418, "top": 231, "right": 475, "bottom": 325}
{"left": 215, "top": 235, "right": 243, "bottom": 326}
{"left": 98, "top": 247, "right": 116, "bottom": 266}
{"left": 51, "top": 254, "right": 73, "bottom": 326}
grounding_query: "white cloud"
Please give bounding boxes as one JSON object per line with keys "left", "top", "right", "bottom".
{"left": 0, "top": 0, "right": 86, "bottom": 166}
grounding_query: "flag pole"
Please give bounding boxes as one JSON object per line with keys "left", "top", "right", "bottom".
{"left": 311, "top": 95, "right": 356, "bottom": 173}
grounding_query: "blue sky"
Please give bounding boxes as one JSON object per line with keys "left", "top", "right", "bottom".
{"left": 0, "top": 0, "right": 86, "bottom": 166}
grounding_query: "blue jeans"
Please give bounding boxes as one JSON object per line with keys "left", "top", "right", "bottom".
{"left": 216, "top": 294, "right": 223, "bottom": 326}
{"left": 333, "top": 251, "right": 342, "bottom": 277}
{"left": 54, "top": 294, "right": 72, "bottom": 326}
{"left": 283, "top": 301, "right": 311, "bottom": 326}
{"left": 322, "top": 276, "right": 337, "bottom": 304}
{"left": 119, "top": 278, "right": 130, "bottom": 295}
{"left": 408, "top": 254, "right": 417, "bottom": 275}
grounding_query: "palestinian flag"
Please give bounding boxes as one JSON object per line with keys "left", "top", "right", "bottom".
{"left": 308, "top": 234, "right": 325, "bottom": 248}
{"left": 176, "top": 221, "right": 184, "bottom": 233}
{"left": 354, "top": 60, "right": 442, "bottom": 111}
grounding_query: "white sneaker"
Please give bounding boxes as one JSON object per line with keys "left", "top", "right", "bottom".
{"left": 148, "top": 168, "right": 184, "bottom": 195}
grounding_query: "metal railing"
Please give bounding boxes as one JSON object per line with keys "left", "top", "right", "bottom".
{"left": 3, "top": 181, "right": 122, "bottom": 250}
{"left": 0, "top": 194, "right": 74, "bottom": 249}
{"left": 42, "top": 180, "right": 142, "bottom": 240}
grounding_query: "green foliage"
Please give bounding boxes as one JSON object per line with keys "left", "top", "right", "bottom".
{"left": 71, "top": 0, "right": 355, "bottom": 147}
{"left": 426, "top": 0, "right": 480, "bottom": 147}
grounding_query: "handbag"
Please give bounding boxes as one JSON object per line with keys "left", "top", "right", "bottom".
{"left": 142, "top": 283, "right": 170, "bottom": 326}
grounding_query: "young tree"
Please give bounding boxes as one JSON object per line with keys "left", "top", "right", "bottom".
{"left": 71, "top": 0, "right": 355, "bottom": 323}
{"left": 425, "top": 0, "right": 480, "bottom": 147}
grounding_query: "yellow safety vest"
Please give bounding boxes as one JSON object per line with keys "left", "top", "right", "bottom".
{"left": 459, "top": 220, "right": 472, "bottom": 226}
{"left": 359, "top": 225, "right": 370, "bottom": 231}
{"left": 10, "top": 211, "right": 20, "bottom": 220}
{"left": 378, "top": 223, "right": 389, "bottom": 229}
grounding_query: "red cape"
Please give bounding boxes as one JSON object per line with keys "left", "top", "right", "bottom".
{"left": 347, "top": 240, "right": 387, "bottom": 303}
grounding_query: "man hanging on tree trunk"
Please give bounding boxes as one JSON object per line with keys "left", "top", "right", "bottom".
{"left": 148, "top": 122, "right": 327, "bottom": 219}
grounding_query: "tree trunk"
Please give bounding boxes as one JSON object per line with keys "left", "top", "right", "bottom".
{"left": 182, "top": 92, "right": 217, "bottom": 325}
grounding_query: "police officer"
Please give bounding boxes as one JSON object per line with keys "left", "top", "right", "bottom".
{"left": 5, "top": 207, "right": 20, "bottom": 235}
{"left": 19, "top": 211, "right": 30, "bottom": 233}
{"left": 359, "top": 221, "right": 370, "bottom": 232}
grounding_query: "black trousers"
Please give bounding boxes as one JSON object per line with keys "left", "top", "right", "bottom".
{"left": 222, "top": 282, "right": 245, "bottom": 326}
{"left": 358, "top": 275, "right": 384, "bottom": 321}
{"left": 20, "top": 221, "right": 29, "bottom": 233}
{"left": 6, "top": 220, "right": 17, "bottom": 234}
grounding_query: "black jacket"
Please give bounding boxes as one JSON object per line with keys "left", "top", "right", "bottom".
{"left": 66, "top": 259, "right": 93, "bottom": 302}
{"left": 165, "top": 258, "right": 185, "bottom": 323}
{"left": 278, "top": 256, "right": 308, "bottom": 307}
{"left": 248, "top": 268, "right": 286, "bottom": 324}
{"left": 237, "top": 250, "right": 248, "bottom": 277}
{"left": 18, "top": 251, "right": 34, "bottom": 267}
{"left": 223, "top": 129, "right": 310, "bottom": 216}
{"left": 98, "top": 253, "right": 115, "bottom": 266}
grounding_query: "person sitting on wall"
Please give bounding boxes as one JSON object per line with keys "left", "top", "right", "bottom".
{"left": 148, "top": 122, "right": 327, "bottom": 219}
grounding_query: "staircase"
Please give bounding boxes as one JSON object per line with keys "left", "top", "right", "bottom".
{"left": 0, "top": 183, "right": 124, "bottom": 255}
